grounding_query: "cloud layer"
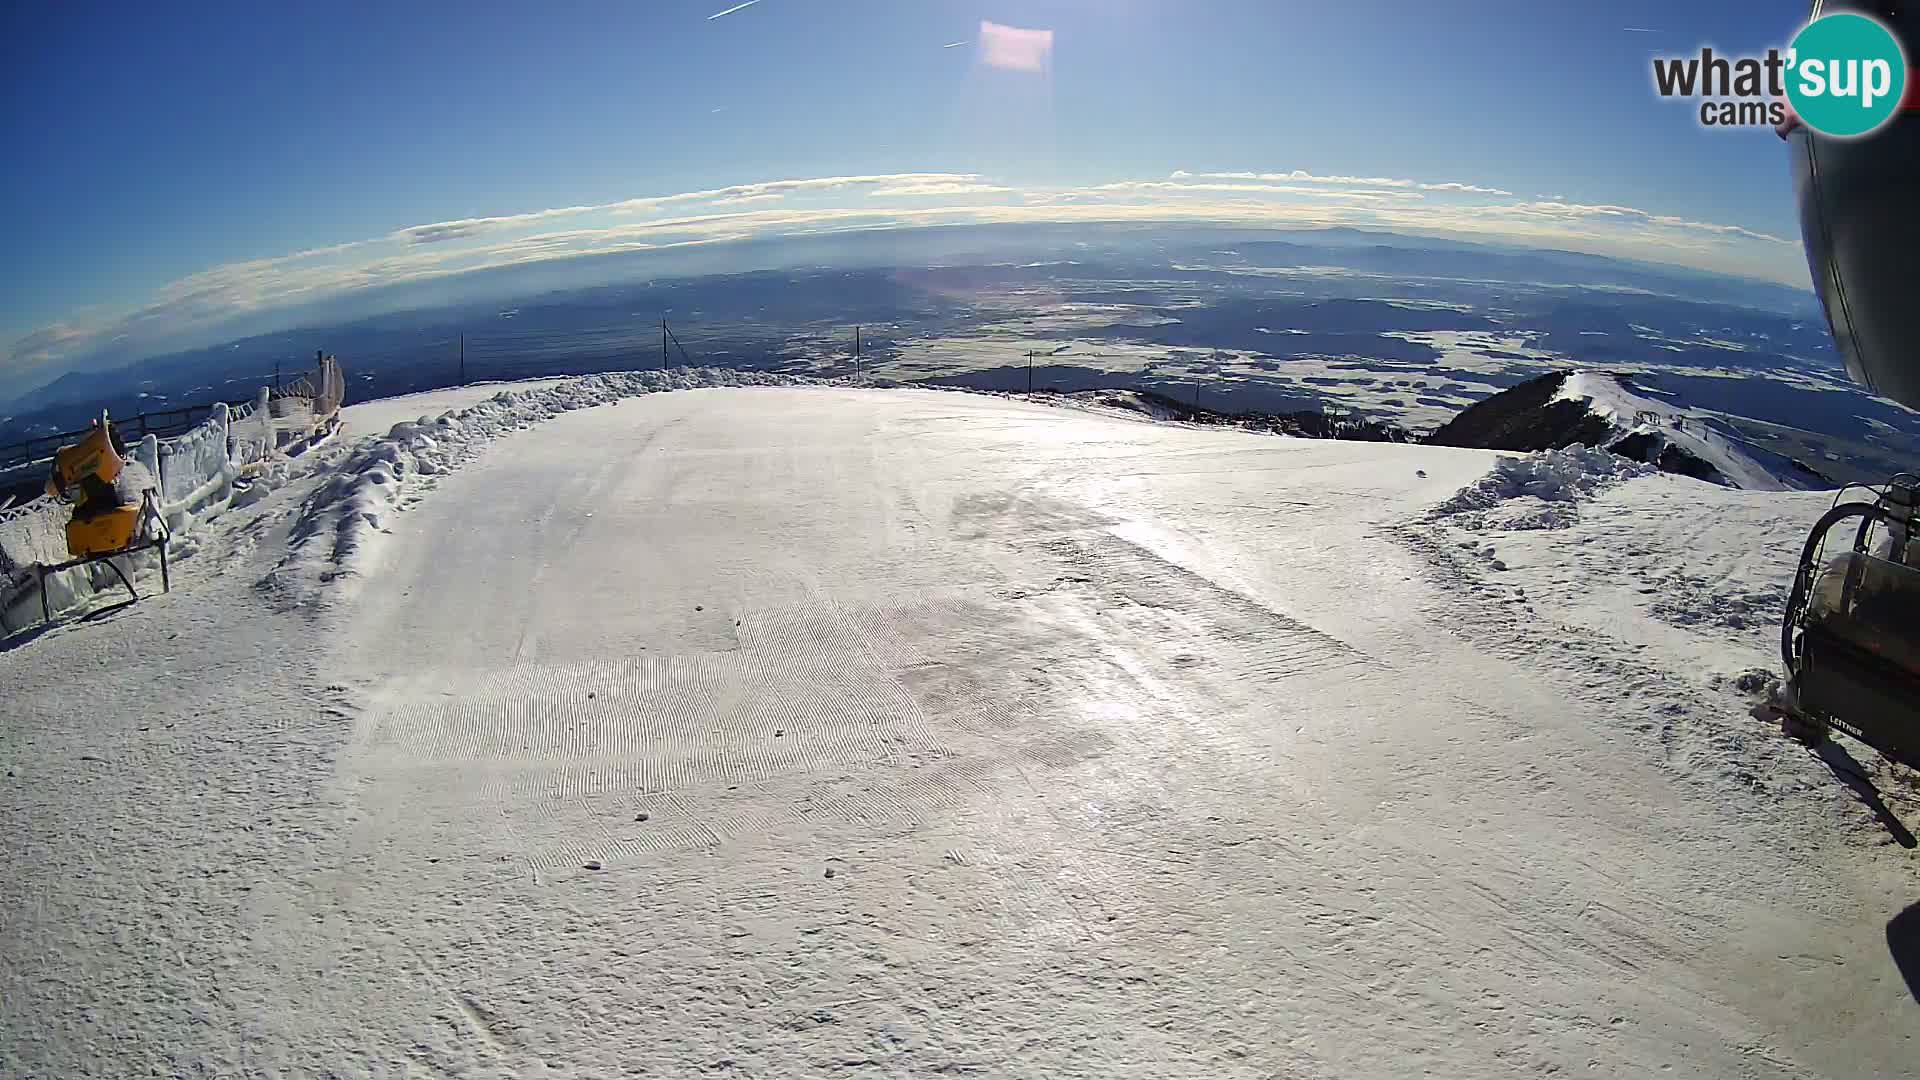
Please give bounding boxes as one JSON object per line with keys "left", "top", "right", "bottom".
{"left": 2, "top": 167, "right": 1804, "bottom": 392}
{"left": 1172, "top": 170, "right": 1515, "bottom": 197}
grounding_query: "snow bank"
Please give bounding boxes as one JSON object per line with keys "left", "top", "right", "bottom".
{"left": 1434, "top": 444, "right": 1653, "bottom": 529}
{"left": 260, "top": 367, "right": 821, "bottom": 606}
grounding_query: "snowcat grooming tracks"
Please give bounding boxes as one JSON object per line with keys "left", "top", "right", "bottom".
{"left": 35, "top": 490, "right": 171, "bottom": 624}
{"left": 1778, "top": 474, "right": 1920, "bottom": 769}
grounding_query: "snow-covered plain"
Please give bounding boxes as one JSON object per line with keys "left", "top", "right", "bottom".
{"left": 2, "top": 377, "right": 1915, "bottom": 1078}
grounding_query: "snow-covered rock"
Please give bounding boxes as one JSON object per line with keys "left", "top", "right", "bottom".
{"left": 1552, "top": 372, "right": 1829, "bottom": 491}
{"left": 1429, "top": 371, "right": 1832, "bottom": 491}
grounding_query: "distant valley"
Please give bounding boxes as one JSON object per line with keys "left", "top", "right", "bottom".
{"left": 5, "top": 224, "right": 1914, "bottom": 486}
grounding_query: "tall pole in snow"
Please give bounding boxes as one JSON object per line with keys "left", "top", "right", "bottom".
{"left": 1027, "top": 350, "right": 1035, "bottom": 396}
{"left": 855, "top": 325, "right": 861, "bottom": 380}
{"left": 459, "top": 334, "right": 466, "bottom": 384}
{"left": 662, "top": 319, "right": 669, "bottom": 370}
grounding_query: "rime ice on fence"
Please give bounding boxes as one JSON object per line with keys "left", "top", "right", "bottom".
{"left": 229, "top": 388, "right": 274, "bottom": 469}
{"left": 0, "top": 355, "right": 348, "bottom": 633}
{"left": 0, "top": 499, "right": 70, "bottom": 581}
{"left": 158, "top": 405, "right": 232, "bottom": 514}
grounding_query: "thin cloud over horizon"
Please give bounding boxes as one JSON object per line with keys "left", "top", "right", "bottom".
{"left": 0, "top": 168, "right": 1806, "bottom": 386}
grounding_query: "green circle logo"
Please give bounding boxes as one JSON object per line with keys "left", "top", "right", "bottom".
{"left": 1787, "top": 12, "right": 1908, "bottom": 137}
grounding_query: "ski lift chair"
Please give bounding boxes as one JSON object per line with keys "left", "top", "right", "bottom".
{"left": 1780, "top": 474, "right": 1920, "bottom": 766}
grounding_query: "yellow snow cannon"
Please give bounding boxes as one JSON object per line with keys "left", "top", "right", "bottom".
{"left": 32, "top": 412, "right": 171, "bottom": 624}
{"left": 45, "top": 415, "right": 145, "bottom": 557}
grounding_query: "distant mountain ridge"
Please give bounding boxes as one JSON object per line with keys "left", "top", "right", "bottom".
{"left": 3, "top": 222, "right": 1816, "bottom": 412}
{"left": 1428, "top": 371, "right": 1831, "bottom": 491}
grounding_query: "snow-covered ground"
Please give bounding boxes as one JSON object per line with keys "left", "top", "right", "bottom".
{"left": 2, "top": 377, "right": 1915, "bottom": 1078}
{"left": 338, "top": 377, "right": 571, "bottom": 435}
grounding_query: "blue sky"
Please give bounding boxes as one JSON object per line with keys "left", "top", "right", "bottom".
{"left": 1, "top": 0, "right": 1820, "bottom": 390}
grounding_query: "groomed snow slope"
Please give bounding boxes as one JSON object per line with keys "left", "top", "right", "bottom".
{"left": 3, "top": 382, "right": 1915, "bottom": 1078}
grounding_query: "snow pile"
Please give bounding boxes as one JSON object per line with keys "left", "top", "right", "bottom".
{"left": 231, "top": 451, "right": 307, "bottom": 510}
{"left": 261, "top": 367, "right": 821, "bottom": 606}
{"left": 1433, "top": 444, "right": 1653, "bottom": 529}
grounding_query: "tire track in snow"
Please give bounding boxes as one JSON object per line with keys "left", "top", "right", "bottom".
{"left": 837, "top": 590, "right": 1053, "bottom": 739}
{"left": 1034, "top": 530, "right": 1377, "bottom": 683}
{"left": 918, "top": 523, "right": 1390, "bottom": 781}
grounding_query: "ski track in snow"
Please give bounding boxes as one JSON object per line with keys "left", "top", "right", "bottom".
{"left": 2, "top": 377, "right": 1916, "bottom": 1078}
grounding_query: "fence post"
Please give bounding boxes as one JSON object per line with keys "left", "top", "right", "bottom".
{"left": 212, "top": 403, "right": 231, "bottom": 469}
{"left": 138, "top": 434, "right": 161, "bottom": 493}
{"left": 255, "top": 387, "right": 273, "bottom": 451}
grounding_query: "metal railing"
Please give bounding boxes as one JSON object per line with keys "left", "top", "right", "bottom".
{"left": 0, "top": 401, "right": 249, "bottom": 474}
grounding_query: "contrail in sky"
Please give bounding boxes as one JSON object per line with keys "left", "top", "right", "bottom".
{"left": 942, "top": 40, "right": 968, "bottom": 49}
{"left": 1622, "top": 27, "right": 1658, "bottom": 32}
{"left": 708, "top": 0, "right": 761, "bottom": 20}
